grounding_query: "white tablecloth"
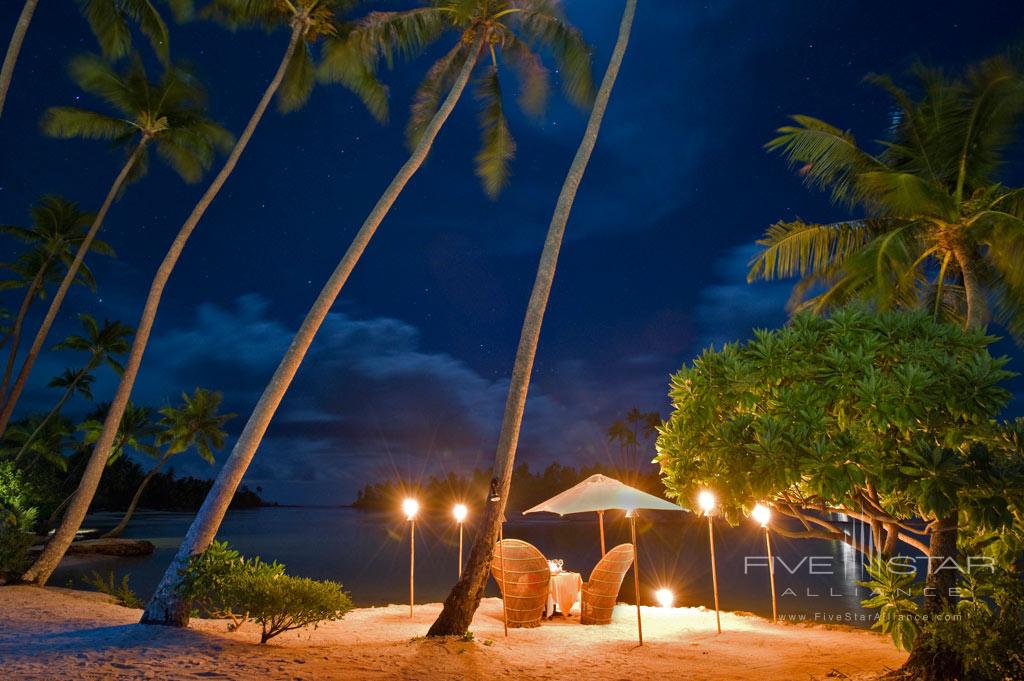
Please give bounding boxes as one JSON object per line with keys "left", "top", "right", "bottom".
{"left": 545, "top": 571, "right": 582, "bottom": 617}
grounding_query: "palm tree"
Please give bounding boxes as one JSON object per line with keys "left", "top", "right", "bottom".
{"left": 428, "top": 0, "right": 637, "bottom": 637}
{"left": 0, "top": 54, "right": 233, "bottom": 439}
{"left": 12, "top": 369, "right": 94, "bottom": 464}
{"left": 0, "top": 0, "right": 188, "bottom": 120}
{"left": 748, "top": 58, "right": 1024, "bottom": 336}
{"left": 1, "top": 414, "right": 74, "bottom": 473}
{"left": 102, "top": 388, "right": 232, "bottom": 539}
{"left": 11, "top": 316, "right": 133, "bottom": 461}
{"left": 0, "top": 196, "right": 111, "bottom": 401}
{"left": 45, "top": 402, "right": 159, "bottom": 527}
{"left": 23, "top": 0, "right": 386, "bottom": 586}
{"left": 140, "top": 0, "right": 593, "bottom": 626}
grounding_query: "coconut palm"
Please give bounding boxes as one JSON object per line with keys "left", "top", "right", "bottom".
{"left": 427, "top": 0, "right": 637, "bottom": 637}
{"left": 140, "top": 0, "right": 593, "bottom": 626}
{"left": 0, "top": 54, "right": 233, "bottom": 439}
{"left": 0, "top": 0, "right": 189, "bottom": 120}
{"left": 11, "top": 316, "right": 133, "bottom": 461}
{"left": 11, "top": 369, "right": 94, "bottom": 464}
{"left": 748, "top": 58, "right": 1024, "bottom": 337}
{"left": 44, "top": 402, "right": 159, "bottom": 526}
{"left": 22, "top": 0, "right": 386, "bottom": 587}
{"left": 0, "top": 197, "right": 111, "bottom": 400}
{"left": 1, "top": 414, "right": 74, "bottom": 473}
{"left": 102, "top": 388, "right": 232, "bottom": 539}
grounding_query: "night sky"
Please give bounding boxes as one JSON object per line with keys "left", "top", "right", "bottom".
{"left": 2, "top": 1, "right": 1022, "bottom": 505}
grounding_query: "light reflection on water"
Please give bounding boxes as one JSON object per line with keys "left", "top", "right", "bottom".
{"left": 53, "top": 507, "right": 881, "bottom": 626}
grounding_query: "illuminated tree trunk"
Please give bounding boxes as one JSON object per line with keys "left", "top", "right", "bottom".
{"left": 426, "top": 0, "right": 638, "bottom": 637}
{"left": 139, "top": 36, "right": 485, "bottom": 628}
{"left": 0, "top": 140, "right": 147, "bottom": 440}
{"left": 0, "top": 0, "right": 37, "bottom": 119}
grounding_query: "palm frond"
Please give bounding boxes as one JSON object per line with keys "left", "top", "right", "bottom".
{"left": 40, "top": 107, "right": 135, "bottom": 140}
{"left": 767, "top": 115, "right": 888, "bottom": 206}
{"left": 317, "top": 31, "right": 389, "bottom": 123}
{"left": 405, "top": 42, "right": 468, "bottom": 148}
{"left": 748, "top": 219, "right": 873, "bottom": 282}
{"left": 356, "top": 8, "right": 446, "bottom": 69}
{"left": 67, "top": 53, "right": 139, "bottom": 115}
{"left": 513, "top": 1, "right": 593, "bottom": 108}
{"left": 123, "top": 0, "right": 172, "bottom": 62}
{"left": 474, "top": 65, "right": 515, "bottom": 198}
{"left": 277, "top": 38, "right": 316, "bottom": 113}
{"left": 855, "top": 169, "right": 956, "bottom": 218}
{"left": 501, "top": 34, "right": 548, "bottom": 117}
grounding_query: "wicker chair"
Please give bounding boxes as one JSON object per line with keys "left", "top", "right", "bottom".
{"left": 490, "top": 539, "right": 551, "bottom": 628}
{"left": 580, "top": 543, "right": 635, "bottom": 625}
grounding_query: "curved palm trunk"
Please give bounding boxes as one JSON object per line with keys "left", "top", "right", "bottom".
{"left": 427, "top": 0, "right": 637, "bottom": 637}
{"left": 12, "top": 376, "right": 77, "bottom": 463}
{"left": 0, "top": 262, "right": 47, "bottom": 401}
{"left": 953, "top": 244, "right": 984, "bottom": 329}
{"left": 0, "top": 0, "right": 38, "bottom": 119}
{"left": 140, "top": 36, "right": 486, "bottom": 628}
{"left": 101, "top": 454, "right": 168, "bottom": 539}
{"left": 19, "top": 25, "right": 305, "bottom": 587}
{"left": 0, "top": 140, "right": 147, "bottom": 439}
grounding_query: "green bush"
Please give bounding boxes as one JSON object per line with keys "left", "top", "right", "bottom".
{"left": 0, "top": 462, "right": 38, "bottom": 581}
{"left": 183, "top": 540, "right": 354, "bottom": 643}
{"left": 857, "top": 557, "right": 922, "bottom": 651}
{"left": 82, "top": 570, "right": 142, "bottom": 608}
{"left": 920, "top": 569, "right": 1024, "bottom": 681}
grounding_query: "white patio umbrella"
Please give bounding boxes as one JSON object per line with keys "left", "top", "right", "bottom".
{"left": 523, "top": 474, "right": 686, "bottom": 645}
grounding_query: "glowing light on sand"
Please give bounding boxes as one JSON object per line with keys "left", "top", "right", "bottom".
{"left": 453, "top": 503, "right": 468, "bottom": 523}
{"left": 655, "top": 588, "right": 674, "bottom": 608}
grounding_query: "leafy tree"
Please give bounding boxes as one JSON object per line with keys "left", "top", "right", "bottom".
{"left": 102, "top": 387, "right": 233, "bottom": 538}
{"left": 748, "top": 58, "right": 1024, "bottom": 337}
{"left": 0, "top": 461, "right": 38, "bottom": 580}
{"left": 0, "top": 54, "right": 233, "bottom": 439}
{"left": 1, "top": 415, "right": 75, "bottom": 473}
{"left": 0, "top": 197, "right": 111, "bottom": 401}
{"left": 42, "top": 0, "right": 385, "bottom": 589}
{"left": 655, "top": 308, "right": 1024, "bottom": 677}
{"left": 142, "top": 0, "right": 595, "bottom": 627}
{"left": 428, "top": 0, "right": 637, "bottom": 637}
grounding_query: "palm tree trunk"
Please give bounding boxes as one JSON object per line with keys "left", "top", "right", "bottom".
{"left": 952, "top": 244, "right": 984, "bottom": 330}
{"left": 140, "top": 35, "right": 486, "bottom": 628}
{"left": 426, "top": 0, "right": 637, "bottom": 637}
{"left": 17, "top": 24, "right": 306, "bottom": 587}
{"left": 0, "top": 261, "right": 47, "bottom": 402}
{"left": 12, "top": 377, "right": 75, "bottom": 463}
{"left": 101, "top": 455, "right": 168, "bottom": 539}
{"left": 0, "top": 0, "right": 38, "bottom": 119}
{"left": 0, "top": 140, "right": 147, "bottom": 439}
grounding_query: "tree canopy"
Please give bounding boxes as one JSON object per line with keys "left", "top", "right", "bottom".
{"left": 655, "top": 308, "right": 1024, "bottom": 561}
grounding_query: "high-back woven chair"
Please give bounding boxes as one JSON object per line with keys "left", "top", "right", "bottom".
{"left": 490, "top": 539, "right": 551, "bottom": 628}
{"left": 580, "top": 543, "right": 635, "bottom": 625}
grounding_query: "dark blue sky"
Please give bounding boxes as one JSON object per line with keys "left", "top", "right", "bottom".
{"left": 2, "top": 1, "right": 1022, "bottom": 504}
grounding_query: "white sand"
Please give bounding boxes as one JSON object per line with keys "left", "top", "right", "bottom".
{"left": 0, "top": 585, "right": 906, "bottom": 680}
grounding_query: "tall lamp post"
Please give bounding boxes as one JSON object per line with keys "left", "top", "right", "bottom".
{"left": 403, "top": 498, "right": 419, "bottom": 619}
{"left": 698, "top": 491, "right": 722, "bottom": 634}
{"left": 453, "top": 503, "right": 468, "bottom": 577}
{"left": 752, "top": 503, "right": 777, "bottom": 623}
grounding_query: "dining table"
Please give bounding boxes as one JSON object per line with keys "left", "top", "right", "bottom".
{"left": 545, "top": 570, "right": 583, "bottom": 618}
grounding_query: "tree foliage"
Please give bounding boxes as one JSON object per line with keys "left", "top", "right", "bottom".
{"left": 656, "top": 308, "right": 1023, "bottom": 560}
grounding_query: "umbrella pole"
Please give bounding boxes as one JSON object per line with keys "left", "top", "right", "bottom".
{"left": 765, "top": 526, "right": 778, "bottom": 623}
{"left": 598, "top": 510, "right": 606, "bottom": 556}
{"left": 707, "top": 515, "right": 721, "bottom": 633}
{"left": 629, "top": 513, "right": 643, "bottom": 646}
{"left": 499, "top": 522, "right": 508, "bottom": 637}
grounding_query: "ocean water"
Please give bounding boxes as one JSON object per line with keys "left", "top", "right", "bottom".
{"left": 52, "top": 507, "right": 878, "bottom": 625}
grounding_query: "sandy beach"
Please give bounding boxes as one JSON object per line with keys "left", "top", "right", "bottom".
{"left": 0, "top": 585, "right": 907, "bottom": 680}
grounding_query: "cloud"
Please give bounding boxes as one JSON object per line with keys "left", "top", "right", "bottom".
{"left": 125, "top": 295, "right": 647, "bottom": 504}
{"left": 694, "top": 243, "right": 791, "bottom": 350}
